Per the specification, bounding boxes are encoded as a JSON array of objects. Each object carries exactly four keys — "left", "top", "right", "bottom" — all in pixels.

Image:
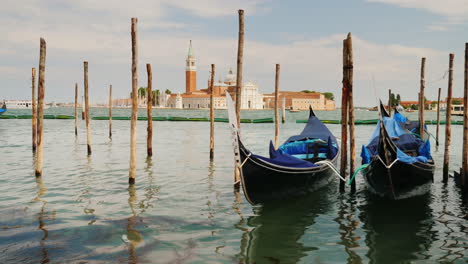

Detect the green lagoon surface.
[{"left": 1, "top": 107, "right": 467, "bottom": 263}]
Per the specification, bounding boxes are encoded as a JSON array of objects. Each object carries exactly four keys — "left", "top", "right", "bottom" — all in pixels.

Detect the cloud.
[
  {"left": 0, "top": 0, "right": 460, "bottom": 107},
  {"left": 367, "top": 0, "right": 468, "bottom": 19},
  {"left": 426, "top": 24, "right": 452, "bottom": 32},
  {"left": 367, "top": 0, "right": 468, "bottom": 30},
  {"left": 167, "top": 0, "right": 271, "bottom": 18}
]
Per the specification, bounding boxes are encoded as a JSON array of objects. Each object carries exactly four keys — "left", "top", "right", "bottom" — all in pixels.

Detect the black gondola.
[
  {"left": 392, "top": 106, "right": 431, "bottom": 141},
  {"left": 237, "top": 107, "right": 339, "bottom": 205},
  {"left": 361, "top": 102, "right": 435, "bottom": 199},
  {"left": 379, "top": 100, "right": 390, "bottom": 117}
]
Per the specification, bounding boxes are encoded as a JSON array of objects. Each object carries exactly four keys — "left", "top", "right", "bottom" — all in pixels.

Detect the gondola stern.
[
  {"left": 379, "top": 100, "right": 390, "bottom": 118},
  {"left": 309, "top": 105, "right": 316, "bottom": 118}
]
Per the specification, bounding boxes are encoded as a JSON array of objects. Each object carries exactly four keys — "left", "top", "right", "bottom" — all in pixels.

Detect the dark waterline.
[{"left": 0, "top": 108, "right": 467, "bottom": 263}]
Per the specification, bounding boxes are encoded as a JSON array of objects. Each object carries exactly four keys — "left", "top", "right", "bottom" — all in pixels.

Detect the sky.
[{"left": 1, "top": 0, "right": 468, "bottom": 107}]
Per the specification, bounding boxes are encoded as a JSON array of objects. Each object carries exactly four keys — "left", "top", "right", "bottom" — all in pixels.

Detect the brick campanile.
[{"left": 185, "top": 40, "right": 196, "bottom": 94}]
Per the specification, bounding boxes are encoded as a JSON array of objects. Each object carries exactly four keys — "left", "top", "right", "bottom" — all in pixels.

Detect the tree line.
[
  {"left": 130, "top": 87, "right": 172, "bottom": 106},
  {"left": 300, "top": 90, "right": 334, "bottom": 100}
]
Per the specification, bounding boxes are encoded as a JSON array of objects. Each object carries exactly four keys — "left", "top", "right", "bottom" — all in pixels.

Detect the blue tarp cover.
[
  {"left": 393, "top": 112, "right": 407, "bottom": 124},
  {"left": 251, "top": 114, "right": 338, "bottom": 168},
  {"left": 285, "top": 116, "right": 338, "bottom": 145},
  {"left": 252, "top": 141, "right": 317, "bottom": 168},
  {"left": 278, "top": 138, "right": 338, "bottom": 159},
  {"left": 361, "top": 116, "right": 432, "bottom": 165}
]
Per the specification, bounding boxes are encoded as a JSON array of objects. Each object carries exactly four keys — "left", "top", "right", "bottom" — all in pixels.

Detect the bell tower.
[{"left": 185, "top": 40, "right": 196, "bottom": 94}]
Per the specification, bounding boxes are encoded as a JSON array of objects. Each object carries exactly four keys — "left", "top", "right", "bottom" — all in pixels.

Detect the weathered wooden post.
[
  {"left": 146, "top": 64, "right": 153, "bottom": 157},
  {"left": 282, "top": 96, "right": 286, "bottom": 123},
  {"left": 210, "top": 64, "right": 215, "bottom": 161},
  {"left": 109, "top": 85, "right": 113, "bottom": 139},
  {"left": 388, "top": 89, "right": 392, "bottom": 116},
  {"left": 235, "top": 9, "right": 244, "bottom": 128},
  {"left": 81, "top": 96, "right": 85, "bottom": 120},
  {"left": 35, "top": 38, "right": 46, "bottom": 177},
  {"left": 346, "top": 33, "right": 356, "bottom": 193},
  {"left": 436, "top": 87, "right": 441, "bottom": 146},
  {"left": 84, "top": 61, "right": 91, "bottom": 155},
  {"left": 419, "top": 57, "right": 426, "bottom": 140},
  {"left": 443, "top": 53, "right": 454, "bottom": 182},
  {"left": 74, "top": 83, "right": 78, "bottom": 136},
  {"left": 340, "top": 37, "right": 349, "bottom": 192},
  {"left": 32, "top": 68, "right": 37, "bottom": 152},
  {"left": 274, "top": 64, "right": 280, "bottom": 149},
  {"left": 462, "top": 43, "right": 468, "bottom": 189},
  {"left": 129, "top": 17, "right": 138, "bottom": 184},
  {"left": 234, "top": 9, "right": 244, "bottom": 189}
]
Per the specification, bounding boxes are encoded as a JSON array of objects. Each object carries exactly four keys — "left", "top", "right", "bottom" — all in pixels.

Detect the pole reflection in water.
[
  {"left": 34, "top": 177, "right": 49, "bottom": 264},
  {"left": 126, "top": 185, "right": 142, "bottom": 264},
  {"left": 436, "top": 184, "right": 467, "bottom": 262},
  {"left": 233, "top": 190, "right": 250, "bottom": 263},
  {"left": 120, "top": 158, "right": 159, "bottom": 263},
  {"left": 335, "top": 195, "right": 364, "bottom": 263},
  {"left": 76, "top": 155, "right": 96, "bottom": 224},
  {"left": 140, "top": 157, "right": 159, "bottom": 214},
  {"left": 206, "top": 162, "right": 217, "bottom": 223},
  {"left": 241, "top": 186, "right": 332, "bottom": 263},
  {"left": 359, "top": 194, "right": 435, "bottom": 264}
]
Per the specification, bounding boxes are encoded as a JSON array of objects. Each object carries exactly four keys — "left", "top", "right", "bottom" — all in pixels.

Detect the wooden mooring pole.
[
  {"left": 282, "top": 96, "right": 286, "bottom": 123},
  {"left": 146, "top": 64, "right": 153, "bottom": 157},
  {"left": 462, "top": 43, "right": 468, "bottom": 190},
  {"left": 274, "top": 64, "right": 280, "bottom": 149},
  {"left": 346, "top": 34, "right": 356, "bottom": 193},
  {"left": 340, "top": 36, "right": 349, "bottom": 192},
  {"left": 443, "top": 53, "right": 454, "bottom": 182},
  {"left": 235, "top": 9, "right": 244, "bottom": 129},
  {"left": 109, "top": 85, "right": 112, "bottom": 139},
  {"left": 129, "top": 17, "right": 138, "bottom": 184},
  {"left": 35, "top": 38, "right": 46, "bottom": 177},
  {"left": 32, "top": 68, "right": 37, "bottom": 152},
  {"left": 234, "top": 9, "right": 244, "bottom": 189},
  {"left": 74, "top": 83, "right": 78, "bottom": 136},
  {"left": 81, "top": 96, "right": 85, "bottom": 120},
  {"left": 419, "top": 57, "right": 426, "bottom": 140},
  {"left": 436, "top": 87, "right": 441, "bottom": 146},
  {"left": 84, "top": 61, "right": 91, "bottom": 155},
  {"left": 388, "top": 89, "right": 392, "bottom": 116},
  {"left": 210, "top": 64, "right": 215, "bottom": 161}
]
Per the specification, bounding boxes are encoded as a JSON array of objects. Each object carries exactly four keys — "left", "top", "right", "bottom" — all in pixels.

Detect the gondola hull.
[
  {"left": 239, "top": 144, "right": 338, "bottom": 204},
  {"left": 363, "top": 158, "right": 434, "bottom": 199}
]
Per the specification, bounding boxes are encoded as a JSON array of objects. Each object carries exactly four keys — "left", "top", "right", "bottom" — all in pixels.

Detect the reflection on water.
[
  {"left": 242, "top": 187, "right": 333, "bottom": 263},
  {"left": 359, "top": 194, "right": 435, "bottom": 264},
  {"left": 1, "top": 108, "right": 467, "bottom": 263},
  {"left": 35, "top": 177, "right": 49, "bottom": 264},
  {"left": 335, "top": 195, "right": 364, "bottom": 264},
  {"left": 126, "top": 185, "right": 142, "bottom": 264},
  {"left": 434, "top": 184, "right": 468, "bottom": 263}
]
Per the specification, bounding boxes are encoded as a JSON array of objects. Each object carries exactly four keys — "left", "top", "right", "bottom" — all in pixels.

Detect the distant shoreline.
[{"left": 56, "top": 105, "right": 338, "bottom": 111}]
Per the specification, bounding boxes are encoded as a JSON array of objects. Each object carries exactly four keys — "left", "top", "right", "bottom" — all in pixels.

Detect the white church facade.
[{"left": 165, "top": 41, "right": 264, "bottom": 109}]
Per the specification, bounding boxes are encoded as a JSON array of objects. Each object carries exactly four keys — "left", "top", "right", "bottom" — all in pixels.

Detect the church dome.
[{"left": 224, "top": 68, "right": 236, "bottom": 83}]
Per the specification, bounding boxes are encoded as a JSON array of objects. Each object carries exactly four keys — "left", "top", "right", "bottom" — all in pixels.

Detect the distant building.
[
  {"left": 167, "top": 41, "right": 264, "bottom": 109},
  {"left": 400, "top": 100, "right": 439, "bottom": 110},
  {"left": 263, "top": 91, "right": 335, "bottom": 110},
  {"left": 163, "top": 40, "right": 335, "bottom": 110}
]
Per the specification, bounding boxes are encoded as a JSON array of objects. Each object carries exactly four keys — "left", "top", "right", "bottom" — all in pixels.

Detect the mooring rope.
[
  {"left": 315, "top": 160, "right": 346, "bottom": 182},
  {"left": 377, "top": 156, "right": 400, "bottom": 169},
  {"left": 347, "top": 164, "right": 369, "bottom": 185},
  {"left": 238, "top": 153, "right": 252, "bottom": 168}
]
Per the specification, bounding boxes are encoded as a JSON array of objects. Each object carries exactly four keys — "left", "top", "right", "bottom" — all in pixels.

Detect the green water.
[{"left": 0, "top": 107, "right": 467, "bottom": 263}]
